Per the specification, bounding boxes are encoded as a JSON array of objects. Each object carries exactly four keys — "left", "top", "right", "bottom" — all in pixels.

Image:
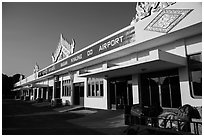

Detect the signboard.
[{"left": 38, "top": 26, "right": 135, "bottom": 78}]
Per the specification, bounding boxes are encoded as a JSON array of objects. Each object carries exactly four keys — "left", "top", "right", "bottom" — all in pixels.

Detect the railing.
[{"left": 125, "top": 114, "right": 202, "bottom": 135}]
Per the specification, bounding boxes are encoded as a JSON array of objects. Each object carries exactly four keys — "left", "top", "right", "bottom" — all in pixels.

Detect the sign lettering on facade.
[
  {"left": 99, "top": 36, "right": 123, "bottom": 52},
  {"left": 71, "top": 53, "right": 83, "bottom": 63},
  {"left": 38, "top": 26, "right": 135, "bottom": 77}
]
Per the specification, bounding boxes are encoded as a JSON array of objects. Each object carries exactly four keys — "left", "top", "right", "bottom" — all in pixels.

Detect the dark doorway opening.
[
  {"left": 55, "top": 81, "right": 61, "bottom": 98},
  {"left": 73, "top": 82, "right": 84, "bottom": 106},
  {"left": 109, "top": 76, "right": 132, "bottom": 110},
  {"left": 42, "top": 87, "right": 47, "bottom": 100},
  {"left": 34, "top": 88, "right": 37, "bottom": 99},
  {"left": 48, "top": 87, "right": 53, "bottom": 101}
]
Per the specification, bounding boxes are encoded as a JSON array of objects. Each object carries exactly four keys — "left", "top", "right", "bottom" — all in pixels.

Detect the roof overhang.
[
  {"left": 12, "top": 83, "right": 49, "bottom": 91},
  {"left": 30, "top": 83, "right": 49, "bottom": 88},
  {"left": 14, "top": 86, "right": 30, "bottom": 91},
  {"left": 79, "top": 49, "right": 186, "bottom": 78},
  {"left": 36, "top": 23, "right": 200, "bottom": 82},
  {"left": 12, "top": 87, "right": 22, "bottom": 91}
]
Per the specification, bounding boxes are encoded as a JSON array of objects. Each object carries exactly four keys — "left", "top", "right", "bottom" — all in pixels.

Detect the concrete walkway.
[
  {"left": 67, "top": 108, "right": 128, "bottom": 134},
  {"left": 2, "top": 99, "right": 128, "bottom": 135}
]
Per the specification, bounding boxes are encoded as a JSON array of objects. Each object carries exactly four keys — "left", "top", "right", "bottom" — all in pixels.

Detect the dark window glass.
[
  {"left": 149, "top": 77, "right": 160, "bottom": 106},
  {"left": 141, "top": 77, "right": 150, "bottom": 106},
  {"left": 80, "top": 86, "right": 84, "bottom": 97},
  {"left": 92, "top": 83, "right": 95, "bottom": 96},
  {"left": 188, "top": 53, "right": 202, "bottom": 97},
  {"left": 88, "top": 83, "right": 91, "bottom": 96},
  {"left": 160, "top": 77, "right": 171, "bottom": 107},
  {"left": 141, "top": 69, "right": 181, "bottom": 108},
  {"left": 170, "top": 76, "right": 182, "bottom": 108},
  {"left": 68, "top": 85, "right": 71, "bottom": 96},
  {"left": 100, "top": 81, "right": 103, "bottom": 96},
  {"left": 96, "top": 82, "right": 99, "bottom": 96}
]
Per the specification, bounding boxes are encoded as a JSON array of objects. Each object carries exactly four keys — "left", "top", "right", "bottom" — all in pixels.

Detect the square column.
[
  {"left": 46, "top": 89, "right": 48, "bottom": 100},
  {"left": 52, "top": 76, "right": 59, "bottom": 100},
  {"left": 37, "top": 88, "right": 39, "bottom": 99},
  {"left": 52, "top": 85, "right": 55, "bottom": 100},
  {"left": 32, "top": 88, "right": 35, "bottom": 100},
  {"left": 33, "top": 88, "right": 35, "bottom": 100},
  {"left": 132, "top": 74, "right": 140, "bottom": 105}
]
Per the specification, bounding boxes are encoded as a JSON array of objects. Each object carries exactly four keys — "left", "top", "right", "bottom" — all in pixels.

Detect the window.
[
  {"left": 88, "top": 82, "right": 91, "bottom": 96},
  {"left": 87, "top": 78, "right": 104, "bottom": 97},
  {"left": 92, "top": 82, "right": 95, "bottom": 96},
  {"left": 141, "top": 69, "right": 182, "bottom": 108},
  {"left": 188, "top": 53, "right": 202, "bottom": 98},
  {"left": 100, "top": 80, "right": 103, "bottom": 96},
  {"left": 62, "top": 79, "right": 71, "bottom": 97}
]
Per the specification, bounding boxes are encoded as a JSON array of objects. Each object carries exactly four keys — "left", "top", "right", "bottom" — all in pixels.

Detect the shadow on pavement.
[{"left": 2, "top": 99, "right": 127, "bottom": 135}]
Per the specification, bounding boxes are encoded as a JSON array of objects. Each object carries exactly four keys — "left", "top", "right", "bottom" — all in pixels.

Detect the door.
[
  {"left": 73, "top": 82, "right": 84, "bottom": 106},
  {"left": 48, "top": 87, "right": 53, "bottom": 101},
  {"left": 55, "top": 81, "right": 61, "bottom": 98},
  {"left": 110, "top": 81, "right": 117, "bottom": 109},
  {"left": 109, "top": 76, "right": 132, "bottom": 110}
]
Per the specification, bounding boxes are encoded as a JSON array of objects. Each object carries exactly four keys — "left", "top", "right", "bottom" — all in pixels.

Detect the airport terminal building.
[{"left": 14, "top": 2, "right": 202, "bottom": 110}]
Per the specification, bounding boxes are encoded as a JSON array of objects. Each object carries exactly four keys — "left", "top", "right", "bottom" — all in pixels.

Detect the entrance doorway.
[
  {"left": 141, "top": 69, "right": 182, "bottom": 108},
  {"left": 42, "top": 87, "right": 47, "bottom": 100},
  {"left": 109, "top": 76, "right": 133, "bottom": 110},
  {"left": 48, "top": 87, "right": 53, "bottom": 101},
  {"left": 55, "top": 81, "right": 61, "bottom": 98},
  {"left": 34, "top": 88, "right": 37, "bottom": 99},
  {"left": 73, "top": 82, "right": 84, "bottom": 106}
]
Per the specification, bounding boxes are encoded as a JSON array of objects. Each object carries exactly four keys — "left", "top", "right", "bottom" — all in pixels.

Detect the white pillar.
[
  {"left": 60, "top": 77, "right": 63, "bottom": 99},
  {"left": 103, "top": 78, "right": 108, "bottom": 109},
  {"left": 37, "top": 88, "right": 39, "bottom": 99},
  {"left": 52, "top": 84, "right": 55, "bottom": 100},
  {"left": 46, "top": 89, "right": 48, "bottom": 100},
  {"left": 32, "top": 88, "right": 34, "bottom": 100},
  {"left": 33, "top": 88, "right": 35, "bottom": 100},
  {"left": 132, "top": 74, "right": 140, "bottom": 104}
]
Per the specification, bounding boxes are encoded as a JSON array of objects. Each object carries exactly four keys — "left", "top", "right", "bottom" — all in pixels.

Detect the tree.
[
  {"left": 2, "top": 73, "right": 25, "bottom": 99},
  {"left": 2, "top": 74, "right": 10, "bottom": 98}
]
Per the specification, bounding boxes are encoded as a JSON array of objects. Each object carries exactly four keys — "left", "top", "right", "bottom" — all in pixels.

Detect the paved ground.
[{"left": 2, "top": 99, "right": 128, "bottom": 135}]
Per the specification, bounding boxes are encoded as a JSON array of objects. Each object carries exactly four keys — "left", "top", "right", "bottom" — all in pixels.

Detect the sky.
[{"left": 2, "top": 2, "right": 136, "bottom": 77}]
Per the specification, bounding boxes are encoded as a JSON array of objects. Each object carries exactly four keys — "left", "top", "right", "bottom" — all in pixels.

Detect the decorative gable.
[
  {"left": 33, "top": 62, "right": 39, "bottom": 74},
  {"left": 33, "top": 62, "right": 39, "bottom": 79},
  {"left": 51, "top": 34, "right": 75, "bottom": 63},
  {"left": 130, "top": 2, "right": 176, "bottom": 24},
  {"left": 144, "top": 9, "right": 193, "bottom": 33}
]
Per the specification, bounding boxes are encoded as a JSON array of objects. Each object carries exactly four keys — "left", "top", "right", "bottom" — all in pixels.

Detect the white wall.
[
  {"left": 84, "top": 78, "right": 108, "bottom": 109},
  {"left": 109, "top": 53, "right": 136, "bottom": 66},
  {"left": 48, "top": 78, "right": 54, "bottom": 87},
  {"left": 178, "top": 35, "right": 202, "bottom": 107},
  {"left": 73, "top": 72, "right": 86, "bottom": 83},
  {"left": 179, "top": 67, "right": 202, "bottom": 107},
  {"left": 185, "top": 35, "right": 202, "bottom": 55},
  {"left": 86, "top": 64, "right": 103, "bottom": 73},
  {"left": 178, "top": 34, "right": 202, "bottom": 107},
  {"left": 157, "top": 39, "right": 186, "bottom": 57}
]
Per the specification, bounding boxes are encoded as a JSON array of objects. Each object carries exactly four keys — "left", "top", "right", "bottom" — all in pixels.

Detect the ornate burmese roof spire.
[
  {"left": 131, "top": 2, "right": 176, "bottom": 24},
  {"left": 51, "top": 34, "right": 75, "bottom": 63},
  {"left": 33, "top": 62, "right": 39, "bottom": 74}
]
